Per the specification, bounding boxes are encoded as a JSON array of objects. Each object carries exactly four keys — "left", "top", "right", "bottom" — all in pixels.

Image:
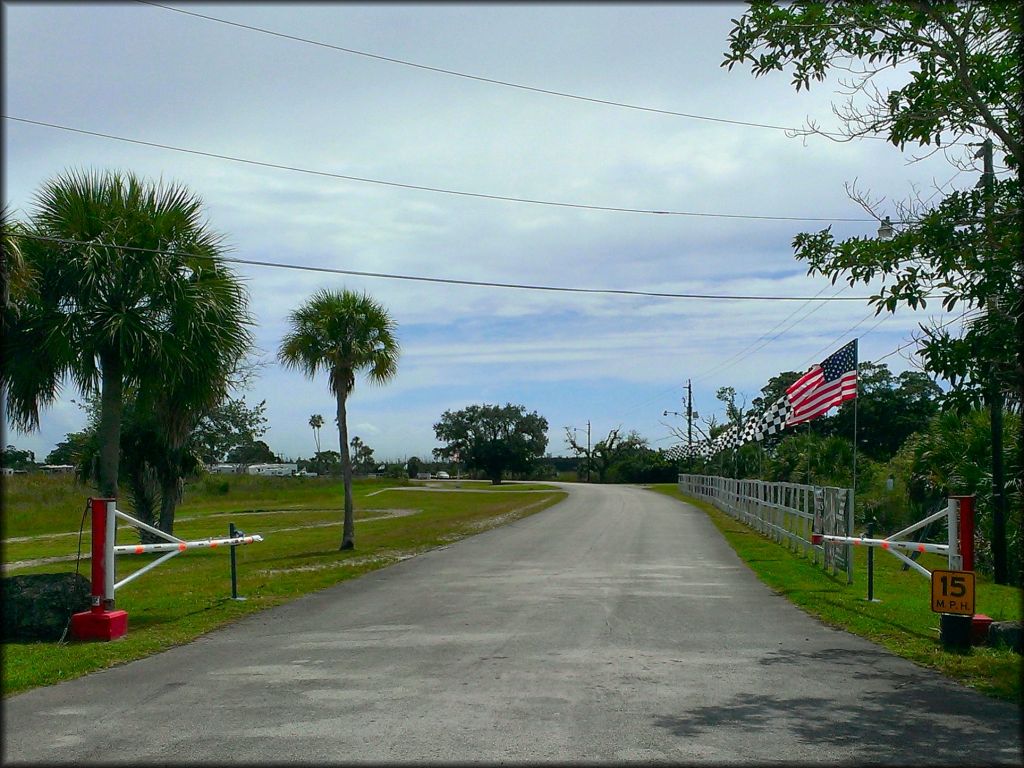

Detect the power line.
[
  {"left": 691, "top": 282, "right": 849, "bottom": 385},
  {"left": 138, "top": 1, "right": 886, "bottom": 141},
  {"left": 872, "top": 311, "right": 980, "bottom": 364},
  {"left": 609, "top": 284, "right": 846, "bottom": 419},
  {"left": 799, "top": 307, "right": 887, "bottom": 369},
  {"left": 6, "top": 232, "right": 879, "bottom": 302},
  {"left": 4, "top": 115, "right": 881, "bottom": 223}
]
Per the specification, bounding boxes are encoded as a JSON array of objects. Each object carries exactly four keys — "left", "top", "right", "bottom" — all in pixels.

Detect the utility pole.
[
  {"left": 979, "top": 137, "right": 1007, "bottom": 584},
  {"left": 686, "top": 379, "right": 693, "bottom": 454},
  {"left": 586, "top": 420, "right": 591, "bottom": 483}
]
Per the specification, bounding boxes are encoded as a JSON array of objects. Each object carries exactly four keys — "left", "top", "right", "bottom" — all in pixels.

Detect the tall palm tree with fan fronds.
[
  {"left": 279, "top": 289, "right": 399, "bottom": 550},
  {"left": 3, "top": 169, "right": 252, "bottom": 501}
]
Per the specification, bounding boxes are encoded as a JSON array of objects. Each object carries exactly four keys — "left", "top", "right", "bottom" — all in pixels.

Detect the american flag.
[{"left": 786, "top": 339, "right": 858, "bottom": 426}]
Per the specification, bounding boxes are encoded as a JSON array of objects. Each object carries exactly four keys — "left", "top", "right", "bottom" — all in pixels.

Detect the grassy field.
[
  {"left": 2, "top": 473, "right": 565, "bottom": 697},
  {"left": 650, "top": 484, "right": 1022, "bottom": 703}
]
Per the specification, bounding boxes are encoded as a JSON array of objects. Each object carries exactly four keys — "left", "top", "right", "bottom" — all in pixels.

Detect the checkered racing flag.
[
  {"left": 753, "top": 393, "right": 793, "bottom": 441},
  {"left": 739, "top": 413, "right": 760, "bottom": 445}
]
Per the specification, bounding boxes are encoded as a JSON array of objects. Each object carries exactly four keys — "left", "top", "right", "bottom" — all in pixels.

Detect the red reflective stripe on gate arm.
[
  {"left": 135, "top": 545, "right": 144, "bottom": 554},
  {"left": 881, "top": 541, "right": 890, "bottom": 549},
  {"left": 918, "top": 544, "right": 926, "bottom": 552},
  {"left": 210, "top": 541, "right": 218, "bottom": 547},
  {"left": 178, "top": 543, "right": 187, "bottom": 551}
]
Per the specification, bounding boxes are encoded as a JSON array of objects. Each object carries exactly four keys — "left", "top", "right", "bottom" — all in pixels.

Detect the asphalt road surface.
[{"left": 4, "top": 483, "right": 1020, "bottom": 764}]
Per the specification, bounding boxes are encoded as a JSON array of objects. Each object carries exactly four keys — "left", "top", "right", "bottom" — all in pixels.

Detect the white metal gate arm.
[
  {"left": 114, "top": 508, "right": 185, "bottom": 544},
  {"left": 107, "top": 505, "right": 264, "bottom": 595},
  {"left": 114, "top": 549, "right": 182, "bottom": 592},
  {"left": 113, "top": 534, "right": 263, "bottom": 555},
  {"left": 886, "top": 503, "right": 953, "bottom": 543},
  {"left": 815, "top": 534, "right": 949, "bottom": 556},
  {"left": 884, "top": 546, "right": 932, "bottom": 578}
]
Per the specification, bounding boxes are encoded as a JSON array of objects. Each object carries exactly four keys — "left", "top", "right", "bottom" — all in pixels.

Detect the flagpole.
[
  {"left": 851, "top": 338, "right": 859, "bottom": 509},
  {"left": 849, "top": 339, "right": 859, "bottom": 586}
]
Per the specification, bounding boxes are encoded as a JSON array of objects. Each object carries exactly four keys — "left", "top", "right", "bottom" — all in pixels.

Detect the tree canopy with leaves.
[
  {"left": 724, "top": 2, "right": 1021, "bottom": 582},
  {"left": 434, "top": 403, "right": 548, "bottom": 484},
  {"left": 723, "top": 1, "right": 1022, "bottom": 407},
  {"left": 3, "top": 169, "right": 253, "bottom": 502},
  {"left": 192, "top": 396, "right": 269, "bottom": 464}
]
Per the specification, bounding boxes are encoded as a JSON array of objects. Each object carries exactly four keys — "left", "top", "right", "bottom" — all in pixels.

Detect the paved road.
[{"left": 4, "top": 484, "right": 1020, "bottom": 764}]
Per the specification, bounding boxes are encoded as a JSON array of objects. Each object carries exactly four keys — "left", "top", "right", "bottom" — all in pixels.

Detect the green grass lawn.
[
  {"left": 650, "top": 484, "right": 1022, "bottom": 703},
  {"left": 2, "top": 474, "right": 565, "bottom": 697}
]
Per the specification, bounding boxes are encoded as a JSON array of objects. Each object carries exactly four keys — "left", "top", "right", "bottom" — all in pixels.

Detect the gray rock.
[
  {"left": 986, "top": 621, "right": 1022, "bottom": 654},
  {"left": 2, "top": 572, "right": 91, "bottom": 641}
]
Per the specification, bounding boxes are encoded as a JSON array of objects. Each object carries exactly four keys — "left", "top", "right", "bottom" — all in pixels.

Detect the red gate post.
[
  {"left": 950, "top": 495, "right": 975, "bottom": 572},
  {"left": 70, "top": 498, "right": 128, "bottom": 641},
  {"left": 950, "top": 495, "right": 991, "bottom": 644}
]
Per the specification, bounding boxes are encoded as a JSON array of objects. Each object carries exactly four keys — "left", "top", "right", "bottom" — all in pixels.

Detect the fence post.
[
  {"left": 846, "top": 488, "right": 854, "bottom": 584},
  {"left": 229, "top": 522, "right": 240, "bottom": 600},
  {"left": 866, "top": 519, "right": 876, "bottom": 602}
]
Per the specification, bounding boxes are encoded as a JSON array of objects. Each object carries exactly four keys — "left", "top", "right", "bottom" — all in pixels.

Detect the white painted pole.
[
  {"left": 947, "top": 498, "right": 962, "bottom": 569},
  {"left": 104, "top": 500, "right": 116, "bottom": 606}
]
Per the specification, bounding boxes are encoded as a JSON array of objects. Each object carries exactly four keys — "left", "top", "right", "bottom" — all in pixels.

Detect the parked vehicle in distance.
[
  {"left": 247, "top": 463, "right": 298, "bottom": 477},
  {"left": 436, "top": 471, "right": 450, "bottom": 479},
  {"left": 294, "top": 469, "right": 318, "bottom": 477}
]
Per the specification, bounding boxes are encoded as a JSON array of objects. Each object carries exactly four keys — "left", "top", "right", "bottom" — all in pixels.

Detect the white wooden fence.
[{"left": 678, "top": 474, "right": 854, "bottom": 583}]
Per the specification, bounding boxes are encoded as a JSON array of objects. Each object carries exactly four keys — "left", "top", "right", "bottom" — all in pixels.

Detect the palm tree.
[
  {"left": 279, "top": 289, "right": 399, "bottom": 549},
  {"left": 1, "top": 206, "right": 34, "bottom": 314},
  {"left": 309, "top": 413, "right": 324, "bottom": 455},
  {"left": 3, "top": 169, "right": 251, "bottom": 499},
  {"left": 1, "top": 207, "right": 35, "bottom": 419}
]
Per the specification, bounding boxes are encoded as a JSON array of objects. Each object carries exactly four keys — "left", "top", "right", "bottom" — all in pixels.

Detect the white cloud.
[{"left": 3, "top": 4, "right": 972, "bottom": 463}]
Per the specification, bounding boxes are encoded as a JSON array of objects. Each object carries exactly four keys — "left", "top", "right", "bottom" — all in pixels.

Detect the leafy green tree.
[
  {"left": 1, "top": 444, "right": 35, "bottom": 470},
  {"left": 406, "top": 456, "right": 423, "bottom": 479},
  {"left": 434, "top": 403, "right": 548, "bottom": 485},
  {"left": 822, "top": 363, "right": 942, "bottom": 461},
  {"left": 3, "top": 169, "right": 252, "bottom": 499},
  {"left": 607, "top": 444, "right": 678, "bottom": 484},
  {"left": 307, "top": 449, "right": 341, "bottom": 476},
  {"left": 349, "top": 437, "right": 376, "bottom": 474},
  {"left": 278, "top": 289, "right": 400, "bottom": 549},
  {"left": 725, "top": 6, "right": 1021, "bottom": 582},
  {"left": 225, "top": 440, "right": 277, "bottom": 465},
  {"left": 45, "top": 431, "right": 92, "bottom": 466},
  {"left": 767, "top": 432, "right": 855, "bottom": 489},
  {"left": 192, "top": 397, "right": 268, "bottom": 464},
  {"left": 592, "top": 429, "right": 647, "bottom": 484},
  {"left": 723, "top": 2, "right": 1019, "bottom": 159}
]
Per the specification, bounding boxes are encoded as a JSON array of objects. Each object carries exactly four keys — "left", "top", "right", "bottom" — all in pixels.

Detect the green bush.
[{"left": 201, "top": 477, "right": 231, "bottom": 496}]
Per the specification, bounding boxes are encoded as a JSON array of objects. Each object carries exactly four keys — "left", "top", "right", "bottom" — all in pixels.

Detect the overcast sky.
[{"left": 3, "top": 2, "right": 972, "bottom": 465}]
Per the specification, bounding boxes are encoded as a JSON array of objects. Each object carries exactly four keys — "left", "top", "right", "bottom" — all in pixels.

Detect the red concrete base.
[
  {"left": 971, "top": 613, "right": 993, "bottom": 646},
  {"left": 70, "top": 609, "right": 128, "bottom": 641}
]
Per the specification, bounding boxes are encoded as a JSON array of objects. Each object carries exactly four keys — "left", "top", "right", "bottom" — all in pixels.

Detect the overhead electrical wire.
[
  {"left": 872, "top": 310, "right": 981, "bottom": 364},
  {"left": 137, "top": 0, "right": 886, "bottom": 141},
  {"left": 608, "top": 282, "right": 848, "bottom": 419},
  {"left": 6, "top": 232, "right": 878, "bottom": 302},
  {"left": 3, "top": 116, "right": 882, "bottom": 223},
  {"left": 691, "top": 282, "right": 850, "bottom": 385}
]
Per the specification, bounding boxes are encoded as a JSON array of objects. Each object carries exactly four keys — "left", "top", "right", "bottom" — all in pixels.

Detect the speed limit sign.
[{"left": 931, "top": 569, "right": 975, "bottom": 615}]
